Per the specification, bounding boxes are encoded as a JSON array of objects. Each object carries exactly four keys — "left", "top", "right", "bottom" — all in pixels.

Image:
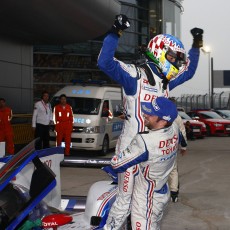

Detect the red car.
[
  {"left": 187, "top": 110, "right": 230, "bottom": 136},
  {"left": 178, "top": 111, "right": 207, "bottom": 138}
]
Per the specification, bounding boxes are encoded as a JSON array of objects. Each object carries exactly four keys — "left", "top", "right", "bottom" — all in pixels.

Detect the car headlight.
[
  {"left": 83, "top": 126, "right": 101, "bottom": 133},
  {"left": 202, "top": 124, "right": 206, "bottom": 128},
  {"left": 213, "top": 123, "right": 223, "bottom": 127}
]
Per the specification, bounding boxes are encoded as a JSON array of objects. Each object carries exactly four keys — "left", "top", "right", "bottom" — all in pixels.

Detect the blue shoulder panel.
[{"left": 98, "top": 33, "right": 137, "bottom": 95}]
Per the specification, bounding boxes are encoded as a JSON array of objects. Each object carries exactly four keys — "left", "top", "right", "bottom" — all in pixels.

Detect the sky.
[{"left": 170, "top": 0, "right": 230, "bottom": 97}]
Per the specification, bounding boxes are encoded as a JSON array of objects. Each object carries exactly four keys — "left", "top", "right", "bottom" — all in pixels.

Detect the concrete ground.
[{"left": 60, "top": 136, "right": 230, "bottom": 230}]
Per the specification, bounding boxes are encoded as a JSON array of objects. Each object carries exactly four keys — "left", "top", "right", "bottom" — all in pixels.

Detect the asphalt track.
[{"left": 61, "top": 136, "right": 230, "bottom": 230}]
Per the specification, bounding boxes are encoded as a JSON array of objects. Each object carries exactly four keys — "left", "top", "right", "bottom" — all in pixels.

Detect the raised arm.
[
  {"left": 97, "top": 15, "right": 138, "bottom": 95},
  {"left": 169, "top": 27, "right": 204, "bottom": 90}
]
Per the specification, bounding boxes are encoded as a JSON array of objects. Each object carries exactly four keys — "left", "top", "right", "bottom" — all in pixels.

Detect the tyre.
[{"left": 100, "top": 135, "right": 109, "bottom": 156}]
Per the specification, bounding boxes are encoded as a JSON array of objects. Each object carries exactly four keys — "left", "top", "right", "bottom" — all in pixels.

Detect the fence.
[
  {"left": 12, "top": 114, "right": 34, "bottom": 145},
  {"left": 175, "top": 92, "right": 230, "bottom": 112}
]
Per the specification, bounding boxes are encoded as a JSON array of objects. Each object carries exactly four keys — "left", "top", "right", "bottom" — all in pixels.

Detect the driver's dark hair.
[{"left": 165, "top": 122, "right": 173, "bottom": 127}]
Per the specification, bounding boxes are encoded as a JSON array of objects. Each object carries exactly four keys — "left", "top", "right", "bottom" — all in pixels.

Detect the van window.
[
  {"left": 51, "top": 97, "right": 101, "bottom": 115},
  {"left": 111, "top": 100, "right": 123, "bottom": 117}
]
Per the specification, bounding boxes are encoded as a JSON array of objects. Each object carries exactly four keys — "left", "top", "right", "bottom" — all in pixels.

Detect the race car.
[{"left": 0, "top": 140, "right": 128, "bottom": 229}]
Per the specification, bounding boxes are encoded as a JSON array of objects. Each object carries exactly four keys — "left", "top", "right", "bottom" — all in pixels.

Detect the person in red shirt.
[
  {"left": 53, "top": 94, "right": 73, "bottom": 156},
  {"left": 0, "top": 98, "right": 14, "bottom": 154}
]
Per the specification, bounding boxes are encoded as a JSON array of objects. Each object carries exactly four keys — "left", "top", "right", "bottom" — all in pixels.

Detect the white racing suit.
[
  {"left": 111, "top": 123, "right": 180, "bottom": 230},
  {"left": 98, "top": 33, "right": 200, "bottom": 229}
]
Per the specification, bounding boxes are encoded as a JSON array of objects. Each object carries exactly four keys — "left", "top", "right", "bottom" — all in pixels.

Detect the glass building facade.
[{"left": 33, "top": 0, "right": 181, "bottom": 100}]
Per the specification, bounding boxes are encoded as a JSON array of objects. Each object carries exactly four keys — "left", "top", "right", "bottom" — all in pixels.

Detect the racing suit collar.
[
  {"left": 148, "top": 125, "right": 172, "bottom": 132},
  {"left": 146, "top": 62, "right": 169, "bottom": 90},
  {"left": 146, "top": 62, "right": 163, "bottom": 79}
]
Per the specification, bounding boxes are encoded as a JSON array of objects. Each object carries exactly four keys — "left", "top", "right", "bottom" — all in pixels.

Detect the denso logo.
[
  {"left": 159, "top": 135, "right": 178, "bottom": 148},
  {"left": 159, "top": 134, "right": 178, "bottom": 155},
  {"left": 143, "top": 94, "right": 158, "bottom": 102},
  {"left": 123, "top": 170, "right": 130, "bottom": 192}
]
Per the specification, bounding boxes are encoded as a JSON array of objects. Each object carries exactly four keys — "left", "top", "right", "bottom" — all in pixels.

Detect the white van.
[{"left": 49, "top": 84, "right": 124, "bottom": 155}]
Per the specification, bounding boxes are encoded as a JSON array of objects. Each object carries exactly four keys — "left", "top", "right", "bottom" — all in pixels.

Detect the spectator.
[
  {"left": 53, "top": 94, "right": 73, "bottom": 156},
  {"left": 32, "top": 91, "right": 53, "bottom": 150},
  {"left": 0, "top": 98, "right": 14, "bottom": 155},
  {"left": 102, "top": 101, "right": 113, "bottom": 119},
  {"left": 185, "top": 120, "right": 195, "bottom": 140}
]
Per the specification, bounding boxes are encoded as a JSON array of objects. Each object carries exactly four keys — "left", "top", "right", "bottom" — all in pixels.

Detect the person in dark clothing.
[{"left": 185, "top": 120, "right": 195, "bottom": 140}]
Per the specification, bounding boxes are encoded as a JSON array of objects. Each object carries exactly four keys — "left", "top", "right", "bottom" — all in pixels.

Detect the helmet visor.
[{"left": 166, "top": 48, "right": 187, "bottom": 69}]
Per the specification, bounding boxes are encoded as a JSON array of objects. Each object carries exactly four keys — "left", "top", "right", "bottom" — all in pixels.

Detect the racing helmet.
[{"left": 146, "top": 34, "right": 187, "bottom": 80}]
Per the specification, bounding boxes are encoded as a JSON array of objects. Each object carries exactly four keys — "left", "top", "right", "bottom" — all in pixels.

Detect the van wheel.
[{"left": 101, "top": 135, "right": 109, "bottom": 156}]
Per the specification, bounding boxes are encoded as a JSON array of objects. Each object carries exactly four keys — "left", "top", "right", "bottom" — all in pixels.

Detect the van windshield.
[{"left": 51, "top": 97, "right": 101, "bottom": 115}]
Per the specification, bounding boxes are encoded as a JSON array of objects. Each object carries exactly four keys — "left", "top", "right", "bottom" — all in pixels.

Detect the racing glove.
[
  {"left": 191, "top": 27, "right": 204, "bottom": 48},
  {"left": 110, "top": 14, "right": 130, "bottom": 37}
]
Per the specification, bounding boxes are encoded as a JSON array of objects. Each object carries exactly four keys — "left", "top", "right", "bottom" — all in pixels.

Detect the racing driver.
[
  {"left": 98, "top": 14, "right": 203, "bottom": 230},
  {"left": 111, "top": 97, "right": 181, "bottom": 229}
]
